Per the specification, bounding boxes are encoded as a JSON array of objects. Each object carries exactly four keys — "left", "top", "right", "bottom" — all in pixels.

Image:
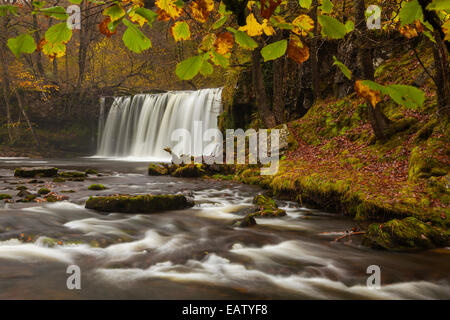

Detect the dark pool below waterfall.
[{"left": 0, "top": 158, "right": 449, "bottom": 299}]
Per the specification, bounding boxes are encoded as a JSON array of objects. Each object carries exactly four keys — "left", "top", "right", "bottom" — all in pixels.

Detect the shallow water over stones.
[{"left": 0, "top": 158, "right": 449, "bottom": 299}]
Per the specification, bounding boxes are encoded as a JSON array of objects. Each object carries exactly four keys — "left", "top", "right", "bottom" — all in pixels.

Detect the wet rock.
[
  {"left": 14, "top": 167, "right": 58, "bottom": 178},
  {"left": 59, "top": 171, "right": 86, "bottom": 178},
  {"left": 0, "top": 194, "right": 12, "bottom": 200},
  {"left": 88, "top": 184, "right": 107, "bottom": 190},
  {"left": 85, "top": 194, "right": 194, "bottom": 213},
  {"left": 16, "top": 194, "right": 37, "bottom": 202},
  {"left": 38, "top": 188, "right": 51, "bottom": 195},
  {"left": 17, "top": 189, "right": 32, "bottom": 197},
  {"left": 148, "top": 163, "right": 168, "bottom": 176},
  {"left": 232, "top": 205, "right": 260, "bottom": 215},
  {"left": 171, "top": 164, "right": 204, "bottom": 178},
  {"left": 16, "top": 185, "right": 28, "bottom": 191},
  {"left": 232, "top": 214, "right": 257, "bottom": 228},
  {"left": 250, "top": 195, "right": 287, "bottom": 218},
  {"left": 53, "top": 177, "right": 66, "bottom": 182},
  {"left": 85, "top": 169, "right": 98, "bottom": 175},
  {"left": 363, "top": 217, "right": 450, "bottom": 251}
]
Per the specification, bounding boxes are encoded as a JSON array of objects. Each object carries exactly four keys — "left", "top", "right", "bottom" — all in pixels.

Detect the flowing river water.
[{"left": 0, "top": 158, "right": 449, "bottom": 299}]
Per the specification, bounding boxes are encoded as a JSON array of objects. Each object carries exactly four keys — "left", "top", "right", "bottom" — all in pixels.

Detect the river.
[{"left": 0, "top": 158, "right": 449, "bottom": 299}]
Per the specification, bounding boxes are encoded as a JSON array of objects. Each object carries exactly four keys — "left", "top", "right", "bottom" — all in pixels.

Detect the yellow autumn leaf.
[
  {"left": 214, "top": 31, "right": 234, "bottom": 55},
  {"left": 129, "top": 9, "right": 147, "bottom": 27},
  {"left": 239, "top": 14, "right": 275, "bottom": 37},
  {"left": 292, "top": 14, "right": 314, "bottom": 36},
  {"left": 190, "top": 0, "right": 214, "bottom": 23},
  {"left": 155, "top": 0, "right": 182, "bottom": 20},
  {"left": 355, "top": 80, "right": 381, "bottom": 107},
  {"left": 442, "top": 20, "right": 450, "bottom": 41},
  {"left": 399, "top": 25, "right": 418, "bottom": 39},
  {"left": 287, "top": 35, "right": 309, "bottom": 64}
]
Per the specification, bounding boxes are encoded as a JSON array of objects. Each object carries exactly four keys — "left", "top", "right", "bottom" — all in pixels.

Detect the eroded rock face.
[
  {"left": 363, "top": 217, "right": 450, "bottom": 251},
  {"left": 85, "top": 194, "right": 194, "bottom": 213},
  {"left": 14, "top": 167, "right": 58, "bottom": 178}
]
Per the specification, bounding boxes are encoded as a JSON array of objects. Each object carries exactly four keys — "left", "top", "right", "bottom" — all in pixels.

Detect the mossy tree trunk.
[
  {"left": 251, "top": 47, "right": 277, "bottom": 128},
  {"left": 354, "top": 0, "right": 391, "bottom": 140}
]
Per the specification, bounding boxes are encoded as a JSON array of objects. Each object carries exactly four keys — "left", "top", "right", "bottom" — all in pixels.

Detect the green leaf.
[
  {"left": 399, "top": 0, "right": 423, "bottom": 26},
  {"left": 176, "top": 55, "right": 204, "bottom": 80},
  {"left": 200, "top": 60, "right": 214, "bottom": 76},
  {"left": 212, "top": 16, "right": 228, "bottom": 30},
  {"left": 0, "top": 5, "right": 18, "bottom": 17},
  {"left": 318, "top": 15, "right": 347, "bottom": 39},
  {"left": 32, "top": 1, "right": 46, "bottom": 9},
  {"left": 235, "top": 30, "right": 258, "bottom": 50},
  {"left": 345, "top": 20, "right": 355, "bottom": 33},
  {"left": 7, "top": 34, "right": 37, "bottom": 58},
  {"left": 333, "top": 56, "right": 352, "bottom": 80},
  {"left": 40, "top": 6, "right": 69, "bottom": 20},
  {"left": 122, "top": 19, "right": 152, "bottom": 53},
  {"left": 104, "top": 4, "right": 126, "bottom": 22},
  {"left": 261, "top": 40, "right": 287, "bottom": 62},
  {"left": 45, "top": 22, "right": 72, "bottom": 43},
  {"left": 319, "top": 0, "right": 334, "bottom": 13},
  {"left": 134, "top": 8, "right": 158, "bottom": 27},
  {"left": 210, "top": 50, "right": 230, "bottom": 68},
  {"left": 426, "top": 0, "right": 450, "bottom": 11},
  {"left": 68, "top": 0, "right": 83, "bottom": 4},
  {"left": 299, "top": 0, "right": 312, "bottom": 9},
  {"left": 362, "top": 80, "right": 425, "bottom": 109},
  {"left": 171, "top": 21, "right": 191, "bottom": 41},
  {"left": 385, "top": 85, "right": 425, "bottom": 109}
]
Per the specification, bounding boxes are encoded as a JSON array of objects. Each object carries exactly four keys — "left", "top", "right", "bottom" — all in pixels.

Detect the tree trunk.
[
  {"left": 354, "top": 0, "right": 391, "bottom": 140},
  {"left": 310, "top": 0, "right": 320, "bottom": 101},
  {"left": 14, "top": 89, "right": 40, "bottom": 149},
  {"left": 272, "top": 34, "right": 286, "bottom": 124},
  {"left": 0, "top": 16, "right": 14, "bottom": 142},
  {"left": 32, "top": 15, "right": 45, "bottom": 77},
  {"left": 251, "top": 48, "right": 277, "bottom": 128}
]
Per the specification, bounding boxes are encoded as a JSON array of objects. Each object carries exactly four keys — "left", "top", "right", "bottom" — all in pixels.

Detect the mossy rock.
[
  {"left": 85, "top": 169, "right": 98, "bottom": 175},
  {"left": 85, "top": 194, "right": 194, "bottom": 213},
  {"left": 148, "top": 163, "right": 168, "bottom": 176},
  {"left": 362, "top": 217, "right": 449, "bottom": 251},
  {"left": 88, "top": 184, "right": 107, "bottom": 191},
  {"left": 14, "top": 167, "right": 58, "bottom": 178},
  {"left": 58, "top": 171, "right": 86, "bottom": 178},
  {"left": 0, "top": 194, "right": 12, "bottom": 200},
  {"left": 45, "top": 194, "right": 58, "bottom": 202},
  {"left": 250, "top": 195, "right": 287, "bottom": 218},
  {"left": 38, "top": 188, "right": 51, "bottom": 195},
  {"left": 53, "top": 177, "right": 66, "bottom": 182},
  {"left": 232, "top": 214, "right": 257, "bottom": 228},
  {"left": 408, "top": 146, "right": 448, "bottom": 181},
  {"left": 16, "top": 185, "right": 27, "bottom": 191},
  {"left": 171, "top": 164, "right": 204, "bottom": 178},
  {"left": 16, "top": 194, "right": 37, "bottom": 203}
]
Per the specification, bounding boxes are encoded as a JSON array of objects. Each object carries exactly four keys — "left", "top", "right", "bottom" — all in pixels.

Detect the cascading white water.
[{"left": 96, "top": 88, "right": 223, "bottom": 161}]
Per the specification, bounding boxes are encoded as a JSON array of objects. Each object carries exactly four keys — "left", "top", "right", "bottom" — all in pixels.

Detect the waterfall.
[{"left": 96, "top": 88, "right": 223, "bottom": 161}]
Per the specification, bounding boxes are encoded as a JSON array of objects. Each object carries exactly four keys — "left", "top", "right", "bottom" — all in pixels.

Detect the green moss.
[
  {"left": 38, "top": 188, "right": 51, "bottom": 195},
  {"left": 58, "top": 171, "right": 86, "bottom": 178},
  {"left": 14, "top": 167, "right": 58, "bottom": 178},
  {"left": 148, "top": 163, "right": 168, "bottom": 176},
  {"left": 408, "top": 146, "right": 448, "bottom": 181},
  {"left": 85, "top": 169, "right": 98, "bottom": 175},
  {"left": 85, "top": 194, "right": 194, "bottom": 213},
  {"left": 0, "top": 194, "right": 12, "bottom": 200},
  {"left": 16, "top": 185, "right": 27, "bottom": 191},
  {"left": 363, "top": 217, "right": 449, "bottom": 251},
  {"left": 171, "top": 164, "right": 204, "bottom": 178},
  {"left": 88, "top": 184, "right": 107, "bottom": 191},
  {"left": 53, "top": 177, "right": 66, "bottom": 182},
  {"left": 250, "top": 195, "right": 286, "bottom": 218}
]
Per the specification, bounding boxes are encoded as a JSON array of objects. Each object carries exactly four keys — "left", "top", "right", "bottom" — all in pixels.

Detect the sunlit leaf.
[
  {"left": 7, "top": 34, "right": 36, "bottom": 58},
  {"left": 261, "top": 39, "right": 287, "bottom": 62}
]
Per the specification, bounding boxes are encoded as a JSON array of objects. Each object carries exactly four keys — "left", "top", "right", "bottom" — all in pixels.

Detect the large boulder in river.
[
  {"left": 14, "top": 167, "right": 58, "bottom": 178},
  {"left": 250, "top": 195, "right": 286, "bottom": 218},
  {"left": 85, "top": 194, "right": 194, "bottom": 213},
  {"left": 362, "top": 217, "right": 449, "bottom": 251}
]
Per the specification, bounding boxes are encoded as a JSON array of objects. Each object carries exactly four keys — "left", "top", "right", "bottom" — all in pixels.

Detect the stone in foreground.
[
  {"left": 85, "top": 194, "right": 194, "bottom": 213},
  {"left": 14, "top": 167, "right": 58, "bottom": 178}
]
